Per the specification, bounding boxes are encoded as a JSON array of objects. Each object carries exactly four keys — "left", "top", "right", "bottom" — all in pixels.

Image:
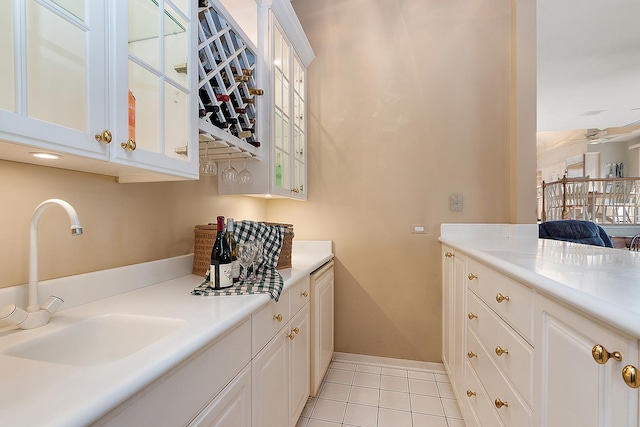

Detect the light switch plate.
[
  {"left": 450, "top": 194, "right": 463, "bottom": 212},
  {"left": 411, "top": 224, "right": 426, "bottom": 234}
]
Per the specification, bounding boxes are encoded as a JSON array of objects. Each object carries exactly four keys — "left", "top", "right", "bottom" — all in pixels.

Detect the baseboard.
[{"left": 332, "top": 352, "right": 446, "bottom": 374}]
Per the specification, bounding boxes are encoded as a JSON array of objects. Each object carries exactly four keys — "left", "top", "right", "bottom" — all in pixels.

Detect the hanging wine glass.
[
  {"left": 222, "top": 157, "right": 238, "bottom": 182},
  {"left": 238, "top": 160, "right": 253, "bottom": 184},
  {"left": 199, "top": 142, "right": 217, "bottom": 176}
]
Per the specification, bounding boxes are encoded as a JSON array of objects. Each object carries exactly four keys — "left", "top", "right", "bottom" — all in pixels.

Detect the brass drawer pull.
[
  {"left": 592, "top": 344, "right": 622, "bottom": 364},
  {"left": 287, "top": 332, "right": 296, "bottom": 340},
  {"left": 495, "top": 398, "right": 509, "bottom": 409},
  {"left": 94, "top": 129, "right": 112, "bottom": 144},
  {"left": 445, "top": 252, "right": 454, "bottom": 258},
  {"left": 468, "top": 351, "right": 477, "bottom": 359},
  {"left": 466, "top": 390, "right": 476, "bottom": 397},
  {"left": 292, "top": 327, "right": 300, "bottom": 334},
  {"left": 496, "top": 293, "right": 510, "bottom": 303},
  {"left": 121, "top": 138, "right": 136, "bottom": 151},
  {"left": 623, "top": 365, "right": 640, "bottom": 388},
  {"left": 468, "top": 273, "right": 478, "bottom": 281},
  {"left": 301, "top": 291, "right": 308, "bottom": 298},
  {"left": 495, "top": 346, "right": 509, "bottom": 356},
  {"left": 273, "top": 314, "right": 283, "bottom": 322},
  {"left": 468, "top": 312, "right": 478, "bottom": 320}
]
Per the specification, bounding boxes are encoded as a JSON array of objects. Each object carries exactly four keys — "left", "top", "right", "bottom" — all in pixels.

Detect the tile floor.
[{"left": 296, "top": 359, "right": 466, "bottom": 427}]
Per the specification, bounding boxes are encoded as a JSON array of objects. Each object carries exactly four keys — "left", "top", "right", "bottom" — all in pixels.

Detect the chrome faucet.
[{"left": 0, "top": 199, "right": 83, "bottom": 329}]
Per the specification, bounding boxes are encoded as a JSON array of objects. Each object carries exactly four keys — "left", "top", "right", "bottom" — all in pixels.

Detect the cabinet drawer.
[
  {"left": 290, "top": 276, "right": 310, "bottom": 316},
  {"left": 466, "top": 329, "right": 532, "bottom": 427},
  {"left": 252, "top": 288, "right": 290, "bottom": 357},
  {"left": 467, "top": 291, "right": 533, "bottom": 407},
  {"left": 93, "top": 318, "right": 251, "bottom": 427},
  {"left": 467, "top": 259, "right": 533, "bottom": 342},
  {"left": 464, "top": 360, "right": 505, "bottom": 427}
]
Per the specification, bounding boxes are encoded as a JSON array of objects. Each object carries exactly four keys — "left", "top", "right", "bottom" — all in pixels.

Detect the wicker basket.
[{"left": 192, "top": 222, "right": 294, "bottom": 276}]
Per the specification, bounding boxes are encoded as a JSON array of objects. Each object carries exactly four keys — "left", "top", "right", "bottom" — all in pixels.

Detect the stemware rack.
[{"left": 197, "top": 0, "right": 261, "bottom": 161}]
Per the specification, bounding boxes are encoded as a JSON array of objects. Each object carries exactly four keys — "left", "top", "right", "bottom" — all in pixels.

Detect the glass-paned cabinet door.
[
  {"left": 273, "top": 23, "right": 291, "bottom": 194},
  {"left": 292, "top": 55, "right": 305, "bottom": 195},
  {"left": 112, "top": 0, "right": 196, "bottom": 177},
  {"left": 0, "top": 0, "right": 108, "bottom": 159}
]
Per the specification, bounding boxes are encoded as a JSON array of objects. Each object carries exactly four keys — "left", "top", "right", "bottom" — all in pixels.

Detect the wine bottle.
[
  {"left": 248, "top": 88, "right": 264, "bottom": 96},
  {"left": 275, "top": 152, "right": 283, "bottom": 186},
  {"left": 242, "top": 98, "right": 254, "bottom": 104},
  {"left": 235, "top": 107, "right": 247, "bottom": 114},
  {"left": 237, "top": 130, "right": 252, "bottom": 139},
  {"left": 215, "top": 93, "right": 230, "bottom": 102},
  {"left": 226, "top": 218, "right": 239, "bottom": 283},
  {"left": 247, "top": 140, "right": 261, "bottom": 148},
  {"left": 210, "top": 216, "right": 233, "bottom": 289},
  {"left": 199, "top": 105, "right": 220, "bottom": 117}
]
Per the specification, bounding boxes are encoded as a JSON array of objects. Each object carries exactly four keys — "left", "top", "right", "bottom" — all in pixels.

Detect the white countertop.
[
  {"left": 439, "top": 224, "right": 640, "bottom": 339},
  {"left": 0, "top": 241, "right": 333, "bottom": 427}
]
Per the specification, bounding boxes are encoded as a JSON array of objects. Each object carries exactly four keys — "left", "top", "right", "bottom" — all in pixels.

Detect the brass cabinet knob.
[
  {"left": 292, "top": 327, "right": 300, "bottom": 334},
  {"left": 287, "top": 332, "right": 296, "bottom": 340},
  {"left": 301, "top": 291, "right": 308, "bottom": 298},
  {"left": 468, "top": 273, "right": 478, "bottom": 281},
  {"left": 94, "top": 130, "right": 112, "bottom": 144},
  {"left": 468, "top": 312, "right": 478, "bottom": 320},
  {"left": 273, "top": 314, "right": 283, "bottom": 322},
  {"left": 468, "top": 351, "right": 477, "bottom": 359},
  {"left": 121, "top": 139, "right": 136, "bottom": 151},
  {"left": 495, "top": 346, "right": 509, "bottom": 356},
  {"left": 496, "top": 293, "right": 510, "bottom": 303},
  {"left": 466, "top": 390, "right": 476, "bottom": 397},
  {"left": 622, "top": 365, "right": 640, "bottom": 388},
  {"left": 592, "top": 344, "right": 622, "bottom": 365},
  {"left": 444, "top": 252, "right": 454, "bottom": 258},
  {"left": 494, "top": 398, "right": 509, "bottom": 409}
]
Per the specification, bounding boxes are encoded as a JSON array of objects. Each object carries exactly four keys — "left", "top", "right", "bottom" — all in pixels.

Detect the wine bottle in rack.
[
  {"left": 248, "top": 88, "right": 264, "bottom": 96},
  {"left": 199, "top": 105, "right": 220, "bottom": 117},
  {"left": 237, "top": 130, "right": 252, "bottom": 139},
  {"left": 210, "top": 216, "right": 233, "bottom": 289},
  {"left": 242, "top": 98, "right": 254, "bottom": 104},
  {"left": 235, "top": 107, "right": 246, "bottom": 114},
  {"left": 215, "top": 93, "right": 230, "bottom": 102}
]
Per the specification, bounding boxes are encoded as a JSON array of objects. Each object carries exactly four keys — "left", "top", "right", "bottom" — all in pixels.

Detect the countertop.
[
  {"left": 439, "top": 224, "right": 640, "bottom": 339},
  {"left": 0, "top": 241, "right": 333, "bottom": 427}
]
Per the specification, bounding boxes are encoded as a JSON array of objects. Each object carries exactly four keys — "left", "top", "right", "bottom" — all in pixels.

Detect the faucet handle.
[{"left": 41, "top": 296, "right": 64, "bottom": 314}]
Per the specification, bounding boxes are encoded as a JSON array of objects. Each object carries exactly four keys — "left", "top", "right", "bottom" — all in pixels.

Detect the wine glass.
[
  {"left": 238, "top": 161, "right": 253, "bottom": 184},
  {"left": 237, "top": 241, "right": 256, "bottom": 283},
  {"left": 250, "top": 239, "right": 263, "bottom": 282},
  {"left": 199, "top": 142, "right": 217, "bottom": 176},
  {"left": 222, "top": 157, "right": 238, "bottom": 182}
]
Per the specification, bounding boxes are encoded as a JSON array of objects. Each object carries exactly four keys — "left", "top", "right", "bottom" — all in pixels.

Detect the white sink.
[{"left": 4, "top": 313, "right": 185, "bottom": 366}]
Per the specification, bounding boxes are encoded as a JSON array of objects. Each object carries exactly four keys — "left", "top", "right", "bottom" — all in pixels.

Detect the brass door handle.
[
  {"left": 496, "top": 293, "right": 510, "bottom": 303},
  {"left": 468, "top": 351, "right": 477, "bottom": 359},
  {"left": 468, "top": 273, "right": 478, "bottom": 281},
  {"left": 121, "top": 138, "right": 137, "bottom": 151},
  {"left": 495, "top": 398, "right": 509, "bottom": 409},
  {"left": 622, "top": 365, "right": 640, "bottom": 388},
  {"left": 466, "top": 390, "right": 476, "bottom": 397},
  {"left": 301, "top": 291, "right": 308, "bottom": 298},
  {"left": 273, "top": 314, "right": 283, "bottom": 322},
  {"left": 468, "top": 312, "right": 478, "bottom": 320},
  {"left": 94, "top": 129, "right": 112, "bottom": 144},
  {"left": 495, "top": 346, "right": 509, "bottom": 356},
  {"left": 445, "top": 252, "right": 454, "bottom": 258},
  {"left": 592, "top": 344, "right": 622, "bottom": 364}
]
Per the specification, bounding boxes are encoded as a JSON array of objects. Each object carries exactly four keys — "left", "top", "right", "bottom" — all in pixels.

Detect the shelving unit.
[{"left": 198, "top": 1, "right": 262, "bottom": 162}]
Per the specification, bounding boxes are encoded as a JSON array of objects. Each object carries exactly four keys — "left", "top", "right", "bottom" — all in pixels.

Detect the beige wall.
[
  {"left": 0, "top": 0, "right": 537, "bottom": 364},
  {"left": 0, "top": 160, "right": 267, "bottom": 288},
  {"left": 268, "top": 0, "right": 534, "bottom": 362}
]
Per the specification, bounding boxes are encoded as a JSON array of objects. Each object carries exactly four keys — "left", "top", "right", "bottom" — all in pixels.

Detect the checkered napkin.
[{"left": 191, "top": 221, "right": 285, "bottom": 301}]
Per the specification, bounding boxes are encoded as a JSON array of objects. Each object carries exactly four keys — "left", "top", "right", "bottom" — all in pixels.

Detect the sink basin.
[{"left": 4, "top": 313, "right": 185, "bottom": 366}]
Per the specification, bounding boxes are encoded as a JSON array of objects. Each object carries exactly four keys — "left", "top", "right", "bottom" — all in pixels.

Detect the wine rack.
[{"left": 197, "top": 1, "right": 261, "bottom": 161}]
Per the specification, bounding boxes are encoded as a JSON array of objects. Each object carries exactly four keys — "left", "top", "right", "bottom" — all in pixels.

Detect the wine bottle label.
[{"left": 211, "top": 261, "right": 233, "bottom": 289}]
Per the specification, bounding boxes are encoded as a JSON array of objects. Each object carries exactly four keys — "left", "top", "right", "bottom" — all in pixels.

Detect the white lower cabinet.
[
  {"left": 188, "top": 364, "right": 252, "bottom": 427},
  {"left": 443, "top": 245, "right": 640, "bottom": 427},
  {"left": 535, "top": 294, "right": 639, "bottom": 427},
  {"left": 310, "top": 261, "right": 334, "bottom": 397},
  {"left": 93, "top": 271, "right": 319, "bottom": 427}
]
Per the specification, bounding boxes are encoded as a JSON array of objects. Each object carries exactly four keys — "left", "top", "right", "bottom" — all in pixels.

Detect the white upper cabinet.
[
  {"left": 215, "top": 0, "right": 314, "bottom": 200},
  {"left": 0, "top": 0, "right": 198, "bottom": 182}
]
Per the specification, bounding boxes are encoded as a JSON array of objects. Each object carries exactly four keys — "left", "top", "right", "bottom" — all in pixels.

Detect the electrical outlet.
[
  {"left": 411, "top": 224, "right": 426, "bottom": 234},
  {"left": 450, "top": 194, "right": 463, "bottom": 212}
]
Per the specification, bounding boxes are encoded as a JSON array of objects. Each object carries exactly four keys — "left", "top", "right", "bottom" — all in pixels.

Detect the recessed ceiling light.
[{"left": 29, "top": 152, "right": 61, "bottom": 160}]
